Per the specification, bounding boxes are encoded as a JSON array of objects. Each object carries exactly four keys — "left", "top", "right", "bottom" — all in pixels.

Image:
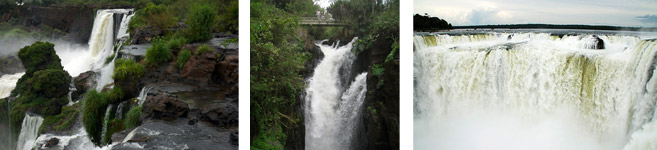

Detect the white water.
[
  {"left": 414, "top": 32, "right": 657, "bottom": 150},
  {"left": 16, "top": 114, "right": 43, "bottom": 150},
  {"left": 305, "top": 38, "right": 368, "bottom": 150},
  {"left": 28, "top": 9, "right": 134, "bottom": 150},
  {"left": 137, "top": 86, "right": 153, "bottom": 105},
  {"left": 0, "top": 73, "right": 24, "bottom": 98}
]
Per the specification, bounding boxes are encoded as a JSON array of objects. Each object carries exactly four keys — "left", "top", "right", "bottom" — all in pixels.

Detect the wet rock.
[
  {"left": 72, "top": 71, "right": 97, "bottom": 100},
  {"left": 0, "top": 55, "right": 25, "bottom": 76},
  {"left": 181, "top": 52, "right": 217, "bottom": 84},
  {"left": 142, "top": 92, "right": 189, "bottom": 121},
  {"left": 230, "top": 131, "right": 238, "bottom": 146},
  {"left": 111, "top": 120, "right": 237, "bottom": 150},
  {"left": 200, "top": 100, "right": 237, "bottom": 127},
  {"left": 587, "top": 35, "right": 605, "bottom": 49},
  {"left": 44, "top": 138, "right": 59, "bottom": 148},
  {"left": 215, "top": 52, "right": 238, "bottom": 85},
  {"left": 130, "top": 27, "right": 157, "bottom": 44}
]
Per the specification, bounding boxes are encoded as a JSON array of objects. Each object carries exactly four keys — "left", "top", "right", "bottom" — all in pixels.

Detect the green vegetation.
[
  {"left": 251, "top": 0, "right": 314, "bottom": 148},
  {"left": 413, "top": 13, "right": 453, "bottom": 31},
  {"left": 41, "top": 103, "right": 79, "bottom": 133},
  {"left": 105, "top": 54, "right": 115, "bottom": 64},
  {"left": 113, "top": 58, "right": 145, "bottom": 81},
  {"left": 166, "top": 36, "right": 186, "bottom": 50},
  {"left": 8, "top": 42, "right": 71, "bottom": 136},
  {"left": 129, "top": 3, "right": 178, "bottom": 35},
  {"left": 124, "top": 105, "right": 142, "bottom": 129},
  {"left": 194, "top": 44, "right": 212, "bottom": 55},
  {"left": 145, "top": 38, "right": 173, "bottom": 66},
  {"left": 17, "top": 41, "right": 63, "bottom": 77},
  {"left": 82, "top": 88, "right": 125, "bottom": 146},
  {"left": 176, "top": 49, "right": 192, "bottom": 69},
  {"left": 185, "top": 4, "right": 217, "bottom": 42}
]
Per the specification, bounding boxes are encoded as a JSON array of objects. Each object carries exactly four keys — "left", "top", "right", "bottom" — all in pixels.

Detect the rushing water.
[
  {"left": 304, "top": 38, "right": 368, "bottom": 150},
  {"left": 414, "top": 31, "right": 657, "bottom": 150},
  {"left": 0, "top": 73, "right": 24, "bottom": 98},
  {"left": 16, "top": 114, "right": 43, "bottom": 150}
]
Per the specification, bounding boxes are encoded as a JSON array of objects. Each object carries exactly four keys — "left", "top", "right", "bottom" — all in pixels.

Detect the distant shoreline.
[{"left": 417, "top": 24, "right": 657, "bottom": 32}]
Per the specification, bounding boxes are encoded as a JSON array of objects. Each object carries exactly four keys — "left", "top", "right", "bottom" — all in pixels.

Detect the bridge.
[{"left": 299, "top": 17, "right": 349, "bottom": 27}]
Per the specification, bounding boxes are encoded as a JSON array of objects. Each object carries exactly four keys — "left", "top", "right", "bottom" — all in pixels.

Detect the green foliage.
[
  {"left": 124, "top": 105, "right": 142, "bottom": 129},
  {"left": 81, "top": 87, "right": 125, "bottom": 146},
  {"left": 176, "top": 49, "right": 192, "bottom": 69},
  {"left": 82, "top": 90, "right": 106, "bottom": 145},
  {"left": 105, "top": 54, "right": 115, "bottom": 64},
  {"left": 17, "top": 41, "right": 63, "bottom": 76},
  {"left": 251, "top": 1, "right": 310, "bottom": 149},
  {"left": 41, "top": 104, "right": 79, "bottom": 133},
  {"left": 113, "top": 58, "right": 145, "bottom": 81},
  {"left": 129, "top": 3, "right": 178, "bottom": 35},
  {"left": 215, "top": 0, "right": 238, "bottom": 34},
  {"left": 26, "top": 69, "right": 71, "bottom": 98},
  {"left": 185, "top": 4, "right": 217, "bottom": 42},
  {"left": 372, "top": 63, "right": 384, "bottom": 77},
  {"left": 385, "top": 39, "right": 398, "bottom": 63},
  {"left": 166, "top": 36, "right": 186, "bottom": 50},
  {"left": 194, "top": 44, "right": 212, "bottom": 55},
  {"left": 145, "top": 38, "right": 173, "bottom": 66}
]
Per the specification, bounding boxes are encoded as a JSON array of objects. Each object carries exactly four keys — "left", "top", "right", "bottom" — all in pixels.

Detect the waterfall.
[
  {"left": 100, "top": 104, "right": 114, "bottom": 145},
  {"left": 16, "top": 113, "right": 43, "bottom": 150},
  {"left": 304, "top": 38, "right": 368, "bottom": 150},
  {"left": 28, "top": 9, "right": 134, "bottom": 150},
  {"left": 414, "top": 32, "right": 657, "bottom": 150},
  {"left": 0, "top": 73, "right": 24, "bottom": 98},
  {"left": 137, "top": 86, "right": 153, "bottom": 105}
]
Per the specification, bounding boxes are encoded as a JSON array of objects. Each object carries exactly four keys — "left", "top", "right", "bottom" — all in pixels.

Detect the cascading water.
[
  {"left": 16, "top": 114, "right": 44, "bottom": 150},
  {"left": 304, "top": 38, "right": 368, "bottom": 150},
  {"left": 137, "top": 86, "right": 153, "bottom": 105},
  {"left": 414, "top": 31, "right": 657, "bottom": 150},
  {"left": 100, "top": 104, "right": 113, "bottom": 145},
  {"left": 0, "top": 73, "right": 25, "bottom": 98}
]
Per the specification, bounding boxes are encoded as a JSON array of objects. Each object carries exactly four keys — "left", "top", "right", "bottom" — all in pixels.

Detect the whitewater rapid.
[
  {"left": 414, "top": 32, "right": 657, "bottom": 150},
  {"left": 305, "top": 38, "right": 368, "bottom": 150}
]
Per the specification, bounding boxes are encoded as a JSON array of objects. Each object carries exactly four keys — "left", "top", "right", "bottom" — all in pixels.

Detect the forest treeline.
[{"left": 414, "top": 13, "right": 452, "bottom": 31}]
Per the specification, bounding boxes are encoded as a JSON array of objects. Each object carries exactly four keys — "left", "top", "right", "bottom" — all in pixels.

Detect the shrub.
[
  {"left": 166, "top": 37, "right": 186, "bottom": 50},
  {"left": 113, "top": 58, "right": 145, "bottom": 81},
  {"left": 185, "top": 4, "right": 217, "bottom": 42},
  {"left": 129, "top": 3, "right": 177, "bottom": 34},
  {"left": 105, "top": 54, "right": 115, "bottom": 64},
  {"left": 17, "top": 41, "right": 63, "bottom": 76},
  {"left": 145, "top": 38, "right": 173, "bottom": 66},
  {"left": 41, "top": 104, "right": 79, "bottom": 133},
  {"left": 176, "top": 49, "right": 191, "bottom": 69},
  {"left": 194, "top": 44, "right": 212, "bottom": 55},
  {"left": 82, "top": 89, "right": 106, "bottom": 145},
  {"left": 26, "top": 69, "right": 71, "bottom": 98},
  {"left": 124, "top": 105, "right": 142, "bottom": 129}
]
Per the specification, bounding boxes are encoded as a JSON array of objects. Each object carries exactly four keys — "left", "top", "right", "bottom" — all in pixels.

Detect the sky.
[{"left": 414, "top": 0, "right": 657, "bottom": 27}]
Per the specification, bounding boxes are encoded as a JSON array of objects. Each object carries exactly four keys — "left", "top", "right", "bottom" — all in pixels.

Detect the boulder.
[
  {"left": 215, "top": 52, "right": 238, "bottom": 85},
  {"left": 44, "top": 138, "right": 59, "bottom": 148},
  {"left": 200, "top": 100, "right": 237, "bottom": 127},
  {"left": 0, "top": 55, "right": 25, "bottom": 76},
  {"left": 142, "top": 92, "right": 189, "bottom": 121},
  {"left": 72, "top": 71, "right": 97, "bottom": 100},
  {"left": 181, "top": 52, "right": 216, "bottom": 84},
  {"left": 587, "top": 35, "right": 605, "bottom": 49},
  {"left": 110, "top": 120, "right": 237, "bottom": 150}
]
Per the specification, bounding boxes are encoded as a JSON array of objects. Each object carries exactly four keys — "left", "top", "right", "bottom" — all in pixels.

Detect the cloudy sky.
[{"left": 414, "top": 0, "right": 657, "bottom": 27}]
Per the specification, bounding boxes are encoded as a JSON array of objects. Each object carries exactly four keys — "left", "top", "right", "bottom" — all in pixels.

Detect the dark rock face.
[
  {"left": 110, "top": 120, "right": 237, "bottom": 150},
  {"left": 141, "top": 92, "right": 189, "bottom": 121},
  {"left": 1, "top": 6, "right": 95, "bottom": 44},
  {"left": 72, "top": 71, "right": 97, "bottom": 100},
  {"left": 44, "top": 138, "right": 60, "bottom": 148},
  {"left": 587, "top": 35, "right": 605, "bottom": 50},
  {"left": 130, "top": 27, "right": 157, "bottom": 44},
  {"left": 182, "top": 52, "right": 217, "bottom": 84},
  {"left": 0, "top": 55, "right": 25, "bottom": 76},
  {"left": 200, "top": 98, "right": 238, "bottom": 127},
  {"left": 214, "top": 52, "right": 238, "bottom": 85}
]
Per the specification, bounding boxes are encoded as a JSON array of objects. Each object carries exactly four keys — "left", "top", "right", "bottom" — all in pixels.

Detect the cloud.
[
  {"left": 466, "top": 8, "right": 513, "bottom": 25},
  {"left": 636, "top": 15, "right": 657, "bottom": 24}
]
